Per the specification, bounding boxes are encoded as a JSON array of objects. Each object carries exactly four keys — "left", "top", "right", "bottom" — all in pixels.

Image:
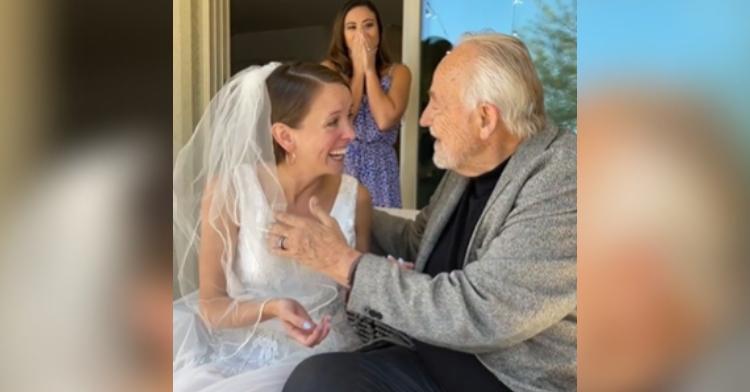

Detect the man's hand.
[{"left": 267, "top": 197, "right": 361, "bottom": 286}]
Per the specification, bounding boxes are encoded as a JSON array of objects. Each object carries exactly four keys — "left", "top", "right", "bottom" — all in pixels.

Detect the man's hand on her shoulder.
[{"left": 267, "top": 197, "right": 362, "bottom": 286}]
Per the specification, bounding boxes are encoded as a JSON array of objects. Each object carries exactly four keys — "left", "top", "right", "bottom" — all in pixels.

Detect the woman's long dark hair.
[{"left": 325, "top": 0, "right": 393, "bottom": 80}]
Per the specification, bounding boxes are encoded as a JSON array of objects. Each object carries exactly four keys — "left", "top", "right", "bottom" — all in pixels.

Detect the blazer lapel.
[
  {"left": 462, "top": 126, "right": 561, "bottom": 267},
  {"left": 415, "top": 173, "right": 468, "bottom": 271}
]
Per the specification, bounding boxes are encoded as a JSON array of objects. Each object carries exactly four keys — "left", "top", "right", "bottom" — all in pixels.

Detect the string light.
[
  {"left": 423, "top": 0, "right": 522, "bottom": 40},
  {"left": 424, "top": 0, "right": 450, "bottom": 39},
  {"left": 424, "top": 4, "right": 434, "bottom": 19},
  {"left": 511, "top": 0, "right": 522, "bottom": 38}
]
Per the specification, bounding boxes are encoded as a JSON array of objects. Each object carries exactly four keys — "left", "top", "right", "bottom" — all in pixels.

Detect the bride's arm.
[
  {"left": 354, "top": 183, "right": 372, "bottom": 254},
  {"left": 197, "top": 182, "right": 279, "bottom": 329}
]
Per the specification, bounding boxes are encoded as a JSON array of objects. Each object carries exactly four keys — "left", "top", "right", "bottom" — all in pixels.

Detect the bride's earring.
[{"left": 286, "top": 152, "right": 296, "bottom": 166}]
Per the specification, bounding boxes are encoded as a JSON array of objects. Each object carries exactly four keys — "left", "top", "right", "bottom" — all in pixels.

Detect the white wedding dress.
[{"left": 173, "top": 173, "right": 363, "bottom": 392}]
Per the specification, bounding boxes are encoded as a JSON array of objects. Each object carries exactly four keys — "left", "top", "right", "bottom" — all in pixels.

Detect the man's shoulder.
[
  {"left": 511, "top": 128, "right": 577, "bottom": 208},
  {"left": 548, "top": 128, "right": 577, "bottom": 158},
  {"left": 488, "top": 127, "right": 576, "bottom": 213},
  {"left": 523, "top": 127, "right": 577, "bottom": 179},
  {"left": 545, "top": 129, "right": 577, "bottom": 173}
]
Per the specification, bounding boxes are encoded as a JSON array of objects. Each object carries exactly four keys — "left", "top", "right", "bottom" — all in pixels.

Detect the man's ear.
[
  {"left": 271, "top": 122, "right": 295, "bottom": 153},
  {"left": 478, "top": 103, "right": 501, "bottom": 140}
]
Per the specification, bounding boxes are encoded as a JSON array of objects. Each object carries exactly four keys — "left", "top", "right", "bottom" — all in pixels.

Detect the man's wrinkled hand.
[{"left": 267, "top": 197, "right": 361, "bottom": 284}]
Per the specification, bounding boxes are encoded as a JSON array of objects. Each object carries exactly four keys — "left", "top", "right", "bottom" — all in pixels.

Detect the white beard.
[
  {"left": 433, "top": 138, "right": 473, "bottom": 171},
  {"left": 432, "top": 141, "right": 453, "bottom": 170}
]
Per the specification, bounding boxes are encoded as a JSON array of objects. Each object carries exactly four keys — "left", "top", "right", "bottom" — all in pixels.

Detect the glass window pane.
[{"left": 416, "top": 0, "right": 577, "bottom": 208}]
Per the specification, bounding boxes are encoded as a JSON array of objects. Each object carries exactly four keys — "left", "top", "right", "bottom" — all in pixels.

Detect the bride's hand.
[
  {"left": 269, "top": 298, "right": 332, "bottom": 348},
  {"left": 387, "top": 255, "right": 415, "bottom": 270}
]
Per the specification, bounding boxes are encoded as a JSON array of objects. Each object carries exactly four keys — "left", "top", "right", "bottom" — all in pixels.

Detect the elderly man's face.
[{"left": 420, "top": 46, "right": 481, "bottom": 172}]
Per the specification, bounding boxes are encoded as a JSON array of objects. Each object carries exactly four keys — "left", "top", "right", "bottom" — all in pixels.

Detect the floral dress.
[{"left": 345, "top": 68, "right": 402, "bottom": 208}]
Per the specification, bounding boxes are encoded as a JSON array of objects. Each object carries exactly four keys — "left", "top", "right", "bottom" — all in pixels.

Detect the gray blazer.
[{"left": 347, "top": 126, "right": 577, "bottom": 392}]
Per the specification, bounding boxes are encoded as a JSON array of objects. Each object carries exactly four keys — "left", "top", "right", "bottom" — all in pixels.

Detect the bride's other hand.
[
  {"left": 387, "top": 255, "right": 415, "bottom": 270},
  {"left": 269, "top": 299, "right": 332, "bottom": 347}
]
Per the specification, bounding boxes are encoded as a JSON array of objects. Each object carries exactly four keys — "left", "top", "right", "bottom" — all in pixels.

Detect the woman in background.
[{"left": 324, "top": 0, "right": 411, "bottom": 208}]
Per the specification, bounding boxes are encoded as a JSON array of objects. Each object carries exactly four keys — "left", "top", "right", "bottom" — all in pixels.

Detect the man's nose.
[{"left": 419, "top": 109, "right": 431, "bottom": 128}]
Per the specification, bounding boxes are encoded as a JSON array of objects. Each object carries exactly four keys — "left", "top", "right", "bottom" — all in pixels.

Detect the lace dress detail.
[{"left": 173, "top": 174, "right": 362, "bottom": 391}]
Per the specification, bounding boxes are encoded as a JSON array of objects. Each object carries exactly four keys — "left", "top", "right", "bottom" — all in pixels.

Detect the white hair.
[{"left": 459, "top": 33, "right": 549, "bottom": 139}]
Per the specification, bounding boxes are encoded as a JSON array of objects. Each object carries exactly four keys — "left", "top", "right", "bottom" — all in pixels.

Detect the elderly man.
[{"left": 271, "top": 33, "right": 577, "bottom": 392}]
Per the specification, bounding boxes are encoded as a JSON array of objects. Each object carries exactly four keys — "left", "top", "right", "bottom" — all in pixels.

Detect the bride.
[{"left": 173, "top": 62, "right": 372, "bottom": 392}]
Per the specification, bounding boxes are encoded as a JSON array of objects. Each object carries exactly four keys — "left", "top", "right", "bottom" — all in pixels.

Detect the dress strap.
[
  {"left": 341, "top": 175, "right": 359, "bottom": 207},
  {"left": 330, "top": 175, "right": 358, "bottom": 222},
  {"left": 328, "top": 175, "right": 359, "bottom": 247}
]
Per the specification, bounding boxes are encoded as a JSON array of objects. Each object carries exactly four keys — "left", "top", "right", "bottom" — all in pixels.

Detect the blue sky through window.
[
  {"left": 420, "top": 0, "right": 749, "bottom": 139},
  {"left": 421, "top": 0, "right": 545, "bottom": 42},
  {"left": 578, "top": 0, "right": 750, "bottom": 136}
]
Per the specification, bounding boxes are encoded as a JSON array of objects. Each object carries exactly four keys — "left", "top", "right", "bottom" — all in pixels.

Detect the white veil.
[
  {"left": 173, "top": 63, "right": 290, "bottom": 372},
  {"left": 173, "top": 63, "right": 284, "bottom": 299},
  {"left": 173, "top": 63, "right": 344, "bottom": 378}
]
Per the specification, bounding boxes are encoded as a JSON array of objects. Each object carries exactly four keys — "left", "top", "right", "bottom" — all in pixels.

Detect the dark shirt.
[{"left": 415, "top": 159, "right": 512, "bottom": 392}]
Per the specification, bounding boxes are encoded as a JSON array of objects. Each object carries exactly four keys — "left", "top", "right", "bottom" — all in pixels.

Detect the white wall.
[{"left": 231, "top": 26, "right": 329, "bottom": 72}]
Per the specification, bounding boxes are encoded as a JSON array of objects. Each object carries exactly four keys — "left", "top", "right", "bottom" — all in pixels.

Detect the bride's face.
[{"left": 293, "top": 83, "right": 354, "bottom": 175}]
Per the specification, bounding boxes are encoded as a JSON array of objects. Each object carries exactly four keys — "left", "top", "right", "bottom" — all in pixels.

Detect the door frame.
[
  {"left": 173, "top": 0, "right": 231, "bottom": 162},
  {"left": 399, "top": 0, "right": 422, "bottom": 209}
]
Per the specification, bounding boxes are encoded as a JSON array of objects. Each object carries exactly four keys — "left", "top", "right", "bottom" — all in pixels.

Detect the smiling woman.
[
  {"left": 267, "top": 62, "right": 354, "bottom": 172},
  {"left": 172, "top": 62, "right": 373, "bottom": 392},
  {"left": 323, "top": 0, "right": 412, "bottom": 208}
]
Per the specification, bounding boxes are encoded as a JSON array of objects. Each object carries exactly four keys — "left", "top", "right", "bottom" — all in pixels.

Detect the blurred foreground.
[
  {"left": 578, "top": 82, "right": 750, "bottom": 391},
  {"left": 578, "top": 1, "right": 750, "bottom": 390},
  {"left": 0, "top": 1, "right": 172, "bottom": 391}
]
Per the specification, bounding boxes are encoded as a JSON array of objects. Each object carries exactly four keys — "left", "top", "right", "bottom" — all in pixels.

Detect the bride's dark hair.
[{"left": 266, "top": 62, "right": 348, "bottom": 163}]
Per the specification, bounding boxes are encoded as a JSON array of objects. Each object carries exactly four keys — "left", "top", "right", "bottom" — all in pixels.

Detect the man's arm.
[
  {"left": 368, "top": 210, "right": 425, "bottom": 260},
  {"left": 347, "top": 151, "right": 577, "bottom": 353},
  {"left": 369, "top": 173, "right": 451, "bottom": 260}
]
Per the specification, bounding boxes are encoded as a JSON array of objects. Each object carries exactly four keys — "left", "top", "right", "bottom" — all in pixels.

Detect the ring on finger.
[{"left": 277, "top": 236, "right": 287, "bottom": 250}]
